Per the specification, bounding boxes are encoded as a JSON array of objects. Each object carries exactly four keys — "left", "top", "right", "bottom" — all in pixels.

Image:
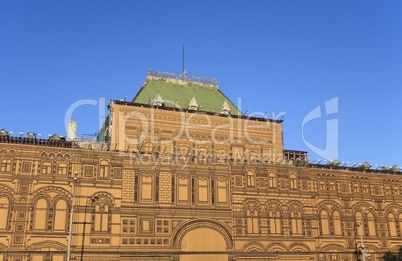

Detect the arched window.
[
  {"left": 197, "top": 146, "right": 208, "bottom": 158},
  {"left": 399, "top": 213, "right": 402, "bottom": 236},
  {"left": 355, "top": 212, "right": 364, "bottom": 237},
  {"left": 217, "top": 147, "right": 227, "bottom": 155},
  {"left": 142, "top": 142, "right": 153, "bottom": 154},
  {"left": 320, "top": 210, "right": 330, "bottom": 235},
  {"left": 217, "top": 179, "right": 228, "bottom": 204},
  {"left": 289, "top": 174, "right": 297, "bottom": 189},
  {"left": 232, "top": 147, "right": 243, "bottom": 161},
  {"left": 367, "top": 212, "right": 376, "bottom": 236},
  {"left": 290, "top": 210, "right": 303, "bottom": 235},
  {"left": 333, "top": 211, "right": 342, "bottom": 236},
  {"left": 54, "top": 200, "right": 68, "bottom": 231},
  {"left": 249, "top": 151, "right": 258, "bottom": 162},
  {"left": 388, "top": 213, "right": 397, "bottom": 237},
  {"left": 268, "top": 209, "right": 282, "bottom": 234},
  {"left": 217, "top": 147, "right": 228, "bottom": 162},
  {"left": 246, "top": 209, "right": 259, "bottom": 234},
  {"left": 0, "top": 197, "right": 10, "bottom": 229},
  {"left": 178, "top": 145, "right": 190, "bottom": 160},
  {"left": 93, "top": 203, "right": 110, "bottom": 233},
  {"left": 269, "top": 173, "right": 277, "bottom": 188},
  {"left": 99, "top": 160, "right": 109, "bottom": 179},
  {"left": 197, "top": 178, "right": 209, "bottom": 203},
  {"left": 246, "top": 171, "right": 255, "bottom": 187},
  {"left": 177, "top": 176, "right": 189, "bottom": 203},
  {"left": 34, "top": 199, "right": 48, "bottom": 230}
]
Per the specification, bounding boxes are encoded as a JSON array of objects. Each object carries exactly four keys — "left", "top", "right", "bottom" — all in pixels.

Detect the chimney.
[{"left": 67, "top": 121, "right": 77, "bottom": 140}]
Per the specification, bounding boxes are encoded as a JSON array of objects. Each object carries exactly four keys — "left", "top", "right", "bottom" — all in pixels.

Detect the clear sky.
[{"left": 1, "top": 1, "right": 401, "bottom": 168}]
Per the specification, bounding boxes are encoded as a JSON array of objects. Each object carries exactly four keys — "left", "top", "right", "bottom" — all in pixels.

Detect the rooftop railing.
[{"left": 0, "top": 136, "right": 73, "bottom": 148}]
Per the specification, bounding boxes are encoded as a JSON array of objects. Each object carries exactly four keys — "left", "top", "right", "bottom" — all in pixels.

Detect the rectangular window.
[
  {"left": 1, "top": 159, "right": 12, "bottom": 172},
  {"left": 22, "top": 162, "right": 31, "bottom": 173},
  {"left": 362, "top": 186, "right": 369, "bottom": 194},
  {"left": 114, "top": 168, "right": 122, "bottom": 179},
  {"left": 15, "top": 224, "right": 24, "bottom": 232},
  {"left": 42, "top": 162, "right": 52, "bottom": 174},
  {"left": 57, "top": 163, "right": 68, "bottom": 175},
  {"left": 17, "top": 212, "right": 26, "bottom": 220},
  {"left": 20, "top": 184, "right": 29, "bottom": 193},
  {"left": 235, "top": 176, "right": 243, "bottom": 187},
  {"left": 140, "top": 218, "right": 153, "bottom": 234},
  {"left": 143, "top": 221, "right": 150, "bottom": 231},
  {"left": 258, "top": 177, "right": 266, "bottom": 188},
  {"left": 84, "top": 166, "right": 93, "bottom": 177},
  {"left": 385, "top": 187, "right": 391, "bottom": 195},
  {"left": 13, "top": 236, "right": 23, "bottom": 244},
  {"left": 140, "top": 175, "right": 153, "bottom": 202}
]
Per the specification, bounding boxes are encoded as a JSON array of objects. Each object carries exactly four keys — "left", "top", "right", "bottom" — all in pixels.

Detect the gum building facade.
[{"left": 0, "top": 70, "right": 401, "bottom": 261}]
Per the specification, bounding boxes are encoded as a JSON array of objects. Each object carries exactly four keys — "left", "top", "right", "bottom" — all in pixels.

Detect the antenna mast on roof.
[{"left": 182, "top": 45, "right": 187, "bottom": 80}]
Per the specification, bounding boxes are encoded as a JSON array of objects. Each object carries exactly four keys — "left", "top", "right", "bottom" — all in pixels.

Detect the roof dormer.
[
  {"left": 150, "top": 92, "right": 164, "bottom": 106},
  {"left": 219, "top": 101, "right": 230, "bottom": 115},
  {"left": 188, "top": 97, "right": 199, "bottom": 110}
]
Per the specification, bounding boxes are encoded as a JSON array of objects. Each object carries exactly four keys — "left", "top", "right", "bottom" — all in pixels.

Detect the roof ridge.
[{"left": 147, "top": 75, "right": 219, "bottom": 89}]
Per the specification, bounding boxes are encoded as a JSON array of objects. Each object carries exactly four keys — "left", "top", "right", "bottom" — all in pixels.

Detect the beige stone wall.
[
  {"left": 109, "top": 103, "right": 283, "bottom": 161},
  {"left": 1, "top": 104, "right": 402, "bottom": 260}
]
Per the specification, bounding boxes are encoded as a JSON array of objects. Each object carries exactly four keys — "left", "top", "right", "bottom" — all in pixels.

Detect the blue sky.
[{"left": 1, "top": 1, "right": 401, "bottom": 167}]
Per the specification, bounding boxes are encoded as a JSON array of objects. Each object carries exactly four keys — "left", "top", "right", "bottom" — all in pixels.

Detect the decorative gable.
[
  {"left": 188, "top": 97, "right": 199, "bottom": 110},
  {"left": 150, "top": 92, "right": 163, "bottom": 106},
  {"left": 219, "top": 101, "right": 230, "bottom": 115}
]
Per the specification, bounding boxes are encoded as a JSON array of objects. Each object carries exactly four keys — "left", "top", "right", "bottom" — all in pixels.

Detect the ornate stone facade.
[{"left": 0, "top": 72, "right": 401, "bottom": 260}]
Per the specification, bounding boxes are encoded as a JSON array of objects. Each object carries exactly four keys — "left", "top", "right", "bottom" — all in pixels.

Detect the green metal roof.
[{"left": 132, "top": 77, "right": 242, "bottom": 115}]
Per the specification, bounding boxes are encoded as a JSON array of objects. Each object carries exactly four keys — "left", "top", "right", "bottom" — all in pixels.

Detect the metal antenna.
[{"left": 182, "top": 45, "right": 185, "bottom": 79}]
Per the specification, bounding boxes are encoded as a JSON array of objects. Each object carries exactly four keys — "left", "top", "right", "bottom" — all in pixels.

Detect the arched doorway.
[
  {"left": 180, "top": 227, "right": 228, "bottom": 261},
  {"left": 173, "top": 219, "right": 232, "bottom": 261}
]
